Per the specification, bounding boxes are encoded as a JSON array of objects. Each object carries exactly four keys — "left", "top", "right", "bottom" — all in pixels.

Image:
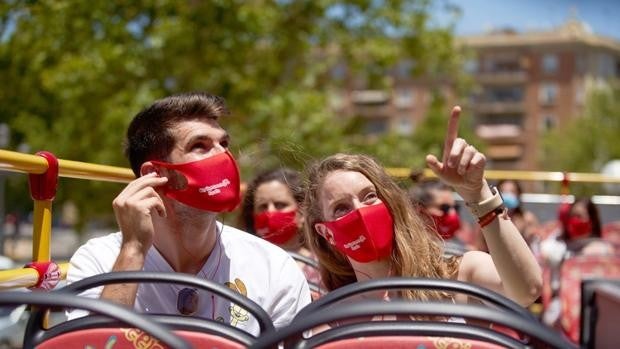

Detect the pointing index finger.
[{"left": 442, "top": 106, "right": 462, "bottom": 163}]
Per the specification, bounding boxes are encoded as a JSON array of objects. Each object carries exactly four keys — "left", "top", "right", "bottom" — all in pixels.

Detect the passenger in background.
[
  {"left": 408, "top": 179, "right": 472, "bottom": 255},
  {"left": 241, "top": 167, "right": 320, "bottom": 287},
  {"left": 496, "top": 179, "right": 541, "bottom": 256},
  {"left": 541, "top": 197, "right": 613, "bottom": 264},
  {"left": 540, "top": 197, "right": 614, "bottom": 326},
  {"left": 475, "top": 179, "right": 542, "bottom": 254}
]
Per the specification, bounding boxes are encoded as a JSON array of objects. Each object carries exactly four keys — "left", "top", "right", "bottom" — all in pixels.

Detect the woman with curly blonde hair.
[{"left": 304, "top": 107, "right": 542, "bottom": 306}]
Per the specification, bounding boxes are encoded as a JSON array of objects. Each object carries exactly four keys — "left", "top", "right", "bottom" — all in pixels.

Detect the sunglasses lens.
[
  {"left": 439, "top": 204, "right": 459, "bottom": 214},
  {"left": 177, "top": 288, "right": 199, "bottom": 315}
]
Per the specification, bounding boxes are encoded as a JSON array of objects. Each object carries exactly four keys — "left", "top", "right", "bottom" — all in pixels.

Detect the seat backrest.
[
  {"left": 580, "top": 279, "right": 620, "bottom": 348},
  {"left": 34, "top": 313, "right": 255, "bottom": 349},
  {"left": 295, "top": 277, "right": 536, "bottom": 322},
  {"left": 316, "top": 336, "right": 506, "bottom": 349},
  {"left": 27, "top": 272, "right": 275, "bottom": 348},
  {"left": 56, "top": 271, "right": 274, "bottom": 333},
  {"left": 249, "top": 300, "right": 576, "bottom": 349},
  {"left": 37, "top": 328, "right": 245, "bottom": 349},
  {"left": 0, "top": 291, "right": 191, "bottom": 349},
  {"left": 602, "top": 221, "right": 620, "bottom": 252},
  {"left": 559, "top": 255, "right": 620, "bottom": 343}
]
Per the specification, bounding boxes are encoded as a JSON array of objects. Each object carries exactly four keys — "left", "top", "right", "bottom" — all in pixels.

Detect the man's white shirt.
[{"left": 67, "top": 222, "right": 311, "bottom": 335}]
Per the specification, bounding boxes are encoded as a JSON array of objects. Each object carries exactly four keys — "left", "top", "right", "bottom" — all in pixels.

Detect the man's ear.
[
  {"left": 140, "top": 162, "right": 158, "bottom": 177},
  {"left": 314, "top": 223, "right": 335, "bottom": 246}
]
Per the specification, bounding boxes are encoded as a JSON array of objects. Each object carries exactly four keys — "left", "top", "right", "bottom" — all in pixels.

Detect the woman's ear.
[{"left": 315, "top": 223, "right": 336, "bottom": 246}]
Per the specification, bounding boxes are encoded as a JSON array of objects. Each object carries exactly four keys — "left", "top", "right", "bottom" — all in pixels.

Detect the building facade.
[{"left": 336, "top": 19, "right": 620, "bottom": 171}]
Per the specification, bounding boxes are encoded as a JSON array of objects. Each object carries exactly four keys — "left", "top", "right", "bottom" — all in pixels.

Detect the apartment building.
[{"left": 336, "top": 19, "right": 620, "bottom": 171}]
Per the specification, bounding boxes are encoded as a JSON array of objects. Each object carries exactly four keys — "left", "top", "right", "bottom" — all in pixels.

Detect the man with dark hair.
[{"left": 67, "top": 92, "right": 311, "bottom": 334}]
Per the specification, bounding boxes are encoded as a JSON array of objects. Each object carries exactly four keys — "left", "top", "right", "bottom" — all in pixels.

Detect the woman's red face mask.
[
  {"left": 253, "top": 210, "right": 298, "bottom": 245},
  {"left": 566, "top": 216, "right": 592, "bottom": 239},
  {"left": 315, "top": 202, "right": 394, "bottom": 263},
  {"left": 431, "top": 212, "right": 461, "bottom": 239}
]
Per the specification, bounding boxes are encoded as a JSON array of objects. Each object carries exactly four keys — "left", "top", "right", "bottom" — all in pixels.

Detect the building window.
[
  {"left": 539, "top": 83, "right": 558, "bottom": 105},
  {"left": 540, "top": 114, "right": 556, "bottom": 132},
  {"left": 365, "top": 118, "right": 389, "bottom": 135},
  {"left": 542, "top": 54, "right": 559, "bottom": 74},
  {"left": 396, "top": 115, "right": 413, "bottom": 135},
  {"left": 478, "top": 114, "right": 523, "bottom": 127},
  {"left": 576, "top": 54, "right": 586, "bottom": 74},
  {"left": 485, "top": 86, "right": 523, "bottom": 102},
  {"left": 394, "top": 88, "right": 414, "bottom": 109}
]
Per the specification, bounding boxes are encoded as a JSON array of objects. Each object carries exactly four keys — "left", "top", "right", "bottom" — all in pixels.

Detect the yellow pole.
[{"left": 32, "top": 200, "right": 53, "bottom": 262}]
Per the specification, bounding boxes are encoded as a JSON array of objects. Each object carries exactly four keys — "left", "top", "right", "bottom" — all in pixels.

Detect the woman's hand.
[{"left": 425, "top": 106, "right": 487, "bottom": 203}]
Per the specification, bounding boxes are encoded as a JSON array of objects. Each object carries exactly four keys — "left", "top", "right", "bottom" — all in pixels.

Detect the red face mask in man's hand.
[{"left": 151, "top": 151, "right": 241, "bottom": 212}]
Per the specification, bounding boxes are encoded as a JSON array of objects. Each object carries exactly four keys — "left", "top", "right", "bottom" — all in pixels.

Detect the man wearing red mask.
[
  {"left": 66, "top": 92, "right": 311, "bottom": 335},
  {"left": 408, "top": 179, "right": 473, "bottom": 255}
]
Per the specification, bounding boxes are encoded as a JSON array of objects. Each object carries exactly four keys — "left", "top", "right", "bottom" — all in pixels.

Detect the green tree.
[
  {"left": 0, "top": 0, "right": 463, "bottom": 229},
  {"left": 541, "top": 81, "right": 620, "bottom": 195}
]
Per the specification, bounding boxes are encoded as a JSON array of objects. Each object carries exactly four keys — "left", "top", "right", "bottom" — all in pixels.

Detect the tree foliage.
[
  {"left": 541, "top": 82, "right": 620, "bottom": 195},
  {"left": 0, "top": 0, "right": 462, "bottom": 229}
]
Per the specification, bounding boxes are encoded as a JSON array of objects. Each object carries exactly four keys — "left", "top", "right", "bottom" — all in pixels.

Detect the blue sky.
[{"left": 435, "top": 0, "right": 620, "bottom": 41}]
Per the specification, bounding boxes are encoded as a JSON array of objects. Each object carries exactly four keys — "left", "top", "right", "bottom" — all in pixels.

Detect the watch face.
[{"left": 491, "top": 185, "right": 502, "bottom": 199}]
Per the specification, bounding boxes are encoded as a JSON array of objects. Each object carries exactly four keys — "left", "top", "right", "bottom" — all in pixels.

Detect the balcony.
[
  {"left": 486, "top": 144, "right": 523, "bottom": 160},
  {"left": 475, "top": 71, "right": 528, "bottom": 84},
  {"left": 476, "top": 124, "right": 524, "bottom": 142},
  {"left": 472, "top": 101, "right": 524, "bottom": 114},
  {"left": 351, "top": 90, "right": 390, "bottom": 105}
]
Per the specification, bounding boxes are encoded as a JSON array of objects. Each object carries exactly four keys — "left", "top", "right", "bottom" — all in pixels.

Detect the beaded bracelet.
[{"left": 478, "top": 206, "right": 506, "bottom": 228}]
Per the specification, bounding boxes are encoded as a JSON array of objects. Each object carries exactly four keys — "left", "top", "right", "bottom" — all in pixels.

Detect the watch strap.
[{"left": 466, "top": 185, "right": 504, "bottom": 218}]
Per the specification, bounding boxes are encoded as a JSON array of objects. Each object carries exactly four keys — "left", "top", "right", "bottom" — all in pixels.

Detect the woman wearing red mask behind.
[
  {"left": 241, "top": 168, "right": 320, "bottom": 287},
  {"left": 304, "top": 106, "right": 542, "bottom": 308},
  {"left": 408, "top": 179, "right": 473, "bottom": 255},
  {"left": 539, "top": 198, "right": 613, "bottom": 326},
  {"left": 541, "top": 197, "right": 613, "bottom": 264}
]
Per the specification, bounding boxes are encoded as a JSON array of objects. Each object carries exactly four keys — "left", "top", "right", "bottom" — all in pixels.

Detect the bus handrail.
[
  {"left": 2, "top": 148, "right": 619, "bottom": 184},
  {"left": 0, "top": 149, "right": 134, "bottom": 183},
  {"left": 0, "top": 262, "right": 69, "bottom": 290},
  {"left": 387, "top": 167, "right": 620, "bottom": 184}
]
